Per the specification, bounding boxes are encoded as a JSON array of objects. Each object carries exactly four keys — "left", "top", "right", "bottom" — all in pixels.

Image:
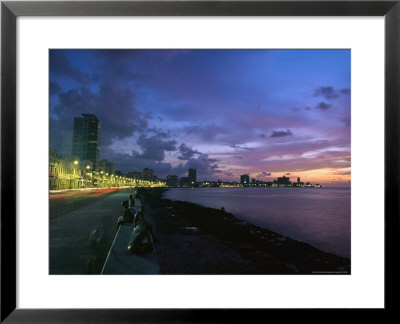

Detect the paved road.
[
  {"left": 49, "top": 189, "right": 132, "bottom": 274},
  {"left": 49, "top": 188, "right": 120, "bottom": 219}
]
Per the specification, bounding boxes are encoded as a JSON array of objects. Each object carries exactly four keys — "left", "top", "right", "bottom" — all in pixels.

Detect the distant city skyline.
[{"left": 50, "top": 49, "right": 351, "bottom": 186}]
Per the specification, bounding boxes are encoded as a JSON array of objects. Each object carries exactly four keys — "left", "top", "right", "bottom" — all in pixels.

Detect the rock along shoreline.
[{"left": 139, "top": 187, "right": 350, "bottom": 275}]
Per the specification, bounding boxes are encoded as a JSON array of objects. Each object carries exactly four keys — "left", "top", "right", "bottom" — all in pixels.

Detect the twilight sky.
[{"left": 49, "top": 49, "right": 351, "bottom": 186}]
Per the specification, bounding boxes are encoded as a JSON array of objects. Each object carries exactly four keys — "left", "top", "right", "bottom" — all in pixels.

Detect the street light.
[{"left": 71, "top": 160, "right": 79, "bottom": 188}]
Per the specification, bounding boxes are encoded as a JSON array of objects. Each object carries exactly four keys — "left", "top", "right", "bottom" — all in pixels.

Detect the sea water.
[{"left": 163, "top": 187, "right": 350, "bottom": 259}]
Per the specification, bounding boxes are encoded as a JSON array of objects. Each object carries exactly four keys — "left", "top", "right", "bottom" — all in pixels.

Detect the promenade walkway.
[{"left": 101, "top": 192, "right": 160, "bottom": 275}]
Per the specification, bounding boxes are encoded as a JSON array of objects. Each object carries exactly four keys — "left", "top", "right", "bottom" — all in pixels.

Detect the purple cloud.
[
  {"left": 184, "top": 154, "right": 220, "bottom": 179},
  {"left": 340, "top": 88, "right": 351, "bottom": 95},
  {"left": 178, "top": 143, "right": 201, "bottom": 160},
  {"left": 49, "top": 49, "right": 350, "bottom": 184},
  {"left": 134, "top": 132, "right": 177, "bottom": 161},
  {"left": 257, "top": 171, "right": 271, "bottom": 177},
  {"left": 52, "top": 81, "right": 147, "bottom": 150},
  {"left": 314, "top": 86, "right": 339, "bottom": 99},
  {"left": 270, "top": 129, "right": 293, "bottom": 138},
  {"left": 316, "top": 102, "right": 332, "bottom": 111}
]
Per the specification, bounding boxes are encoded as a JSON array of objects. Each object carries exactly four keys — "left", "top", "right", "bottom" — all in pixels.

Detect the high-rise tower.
[
  {"left": 240, "top": 174, "right": 250, "bottom": 186},
  {"left": 188, "top": 168, "right": 197, "bottom": 184},
  {"left": 72, "top": 114, "right": 101, "bottom": 165}
]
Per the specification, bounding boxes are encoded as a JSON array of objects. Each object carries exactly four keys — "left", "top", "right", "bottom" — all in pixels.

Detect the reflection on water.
[{"left": 163, "top": 187, "right": 351, "bottom": 258}]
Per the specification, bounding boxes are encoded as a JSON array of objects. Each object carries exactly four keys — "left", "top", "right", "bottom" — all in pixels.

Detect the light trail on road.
[{"left": 49, "top": 188, "right": 119, "bottom": 200}]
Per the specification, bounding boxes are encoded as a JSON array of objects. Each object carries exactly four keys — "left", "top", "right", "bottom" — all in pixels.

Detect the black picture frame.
[{"left": 1, "top": 0, "right": 399, "bottom": 322}]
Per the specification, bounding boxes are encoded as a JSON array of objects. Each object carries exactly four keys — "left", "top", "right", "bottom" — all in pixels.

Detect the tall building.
[
  {"left": 277, "top": 176, "right": 291, "bottom": 185},
  {"left": 188, "top": 168, "right": 197, "bottom": 184},
  {"left": 72, "top": 114, "right": 101, "bottom": 166},
  {"left": 166, "top": 175, "right": 179, "bottom": 186},
  {"left": 143, "top": 168, "right": 154, "bottom": 181},
  {"left": 180, "top": 177, "right": 189, "bottom": 187},
  {"left": 240, "top": 174, "right": 250, "bottom": 186}
]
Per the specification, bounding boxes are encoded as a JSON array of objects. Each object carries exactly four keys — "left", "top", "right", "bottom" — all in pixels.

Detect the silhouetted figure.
[
  {"left": 127, "top": 212, "right": 153, "bottom": 254},
  {"left": 120, "top": 200, "right": 129, "bottom": 214},
  {"left": 129, "top": 195, "right": 138, "bottom": 216},
  {"left": 117, "top": 202, "right": 135, "bottom": 228},
  {"left": 87, "top": 225, "right": 105, "bottom": 274},
  {"left": 129, "top": 194, "right": 135, "bottom": 207}
]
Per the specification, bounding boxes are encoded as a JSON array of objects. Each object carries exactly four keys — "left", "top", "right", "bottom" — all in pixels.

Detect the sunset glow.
[{"left": 50, "top": 49, "right": 351, "bottom": 186}]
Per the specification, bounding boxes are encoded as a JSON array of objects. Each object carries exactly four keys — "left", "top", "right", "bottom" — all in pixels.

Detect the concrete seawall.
[{"left": 101, "top": 192, "right": 160, "bottom": 275}]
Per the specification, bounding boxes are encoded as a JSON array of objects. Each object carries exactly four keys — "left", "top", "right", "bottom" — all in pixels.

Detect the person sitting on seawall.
[
  {"left": 117, "top": 201, "right": 136, "bottom": 227},
  {"left": 127, "top": 211, "right": 153, "bottom": 254},
  {"left": 129, "top": 194, "right": 135, "bottom": 207},
  {"left": 120, "top": 200, "right": 129, "bottom": 215},
  {"left": 129, "top": 195, "right": 138, "bottom": 216}
]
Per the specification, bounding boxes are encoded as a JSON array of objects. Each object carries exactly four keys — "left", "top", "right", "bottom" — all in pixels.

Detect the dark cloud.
[
  {"left": 270, "top": 129, "right": 293, "bottom": 138},
  {"left": 164, "top": 153, "right": 221, "bottom": 180},
  {"left": 316, "top": 102, "right": 332, "bottom": 111},
  {"left": 184, "top": 124, "right": 230, "bottom": 142},
  {"left": 135, "top": 132, "right": 177, "bottom": 161},
  {"left": 184, "top": 154, "right": 220, "bottom": 179},
  {"left": 177, "top": 143, "right": 201, "bottom": 160},
  {"left": 50, "top": 81, "right": 61, "bottom": 95},
  {"left": 49, "top": 51, "right": 91, "bottom": 83},
  {"left": 257, "top": 171, "right": 271, "bottom": 177},
  {"left": 314, "top": 86, "right": 351, "bottom": 101},
  {"left": 229, "top": 144, "right": 255, "bottom": 151},
  {"left": 107, "top": 151, "right": 221, "bottom": 180},
  {"left": 52, "top": 81, "right": 147, "bottom": 149},
  {"left": 49, "top": 117, "right": 73, "bottom": 156},
  {"left": 49, "top": 50, "right": 350, "bottom": 183},
  {"left": 95, "top": 50, "right": 141, "bottom": 60},
  {"left": 101, "top": 146, "right": 175, "bottom": 176},
  {"left": 314, "top": 86, "right": 339, "bottom": 99},
  {"left": 93, "top": 50, "right": 190, "bottom": 85},
  {"left": 340, "top": 88, "right": 351, "bottom": 95},
  {"left": 285, "top": 172, "right": 291, "bottom": 175},
  {"left": 96, "top": 49, "right": 189, "bottom": 64}
]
